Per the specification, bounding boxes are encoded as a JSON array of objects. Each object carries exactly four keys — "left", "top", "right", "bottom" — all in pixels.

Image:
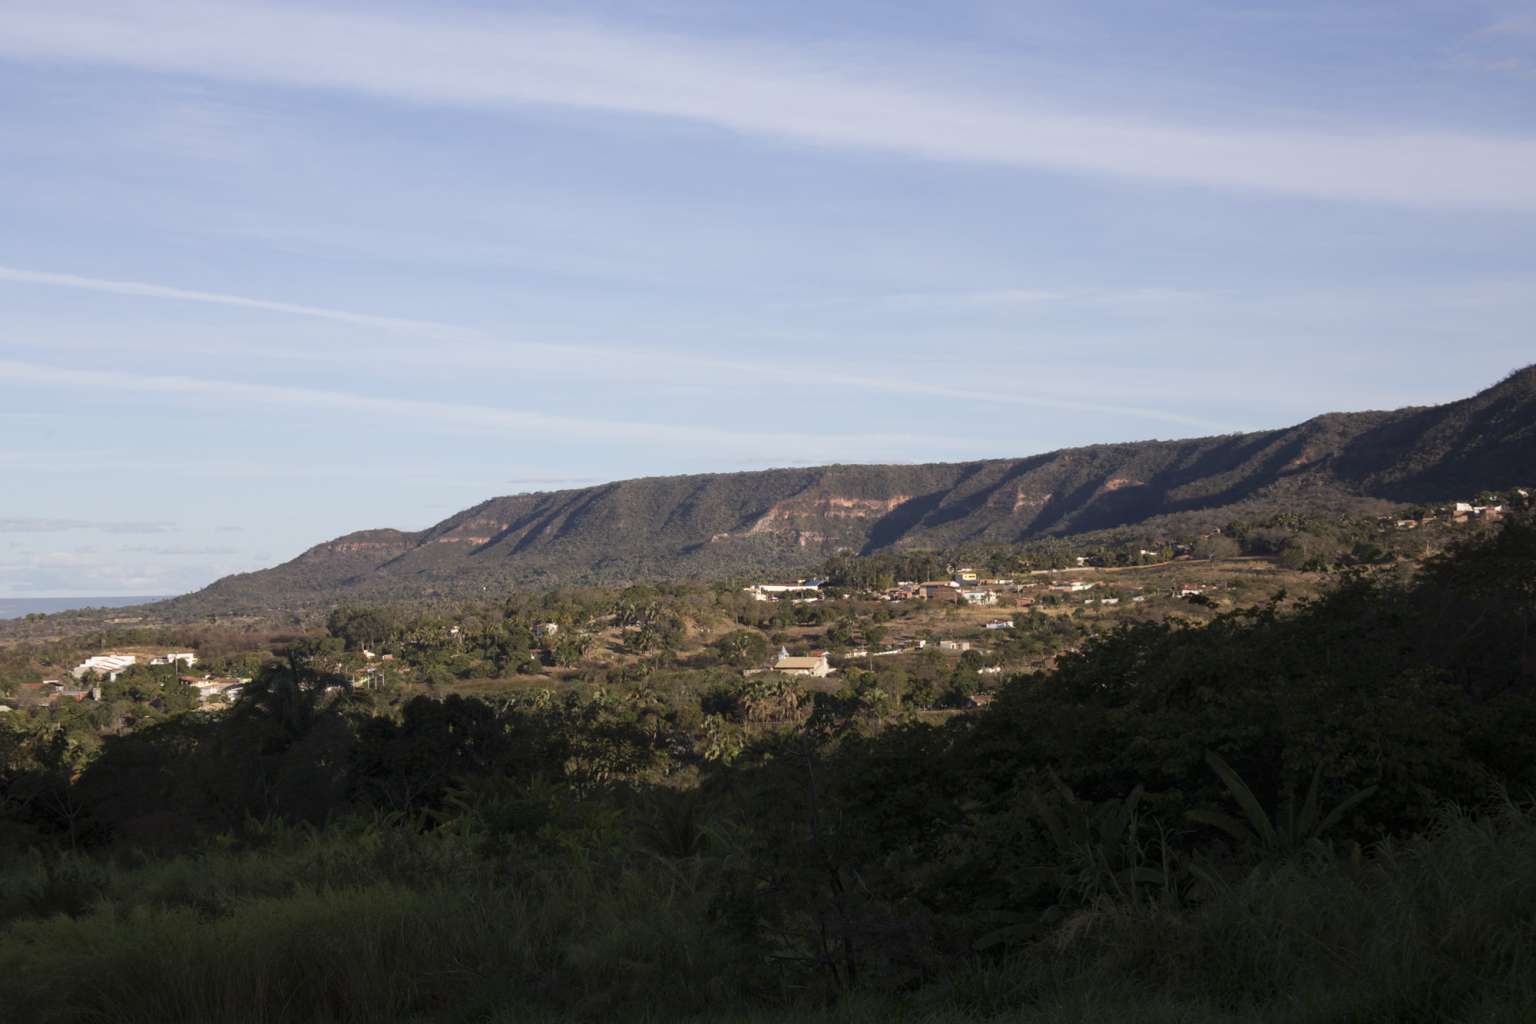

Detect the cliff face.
[{"left": 175, "top": 369, "right": 1536, "bottom": 609}]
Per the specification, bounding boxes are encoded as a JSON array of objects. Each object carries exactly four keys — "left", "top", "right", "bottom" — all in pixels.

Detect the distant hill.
[
  {"left": 0, "top": 596, "right": 171, "bottom": 620},
  {"left": 171, "top": 367, "right": 1536, "bottom": 612}
]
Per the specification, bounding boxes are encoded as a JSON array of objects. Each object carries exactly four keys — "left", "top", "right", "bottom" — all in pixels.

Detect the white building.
[
  {"left": 150, "top": 652, "right": 198, "bottom": 667},
  {"left": 191, "top": 679, "right": 243, "bottom": 704},
  {"left": 773, "top": 649, "right": 833, "bottom": 677},
  {"left": 960, "top": 589, "right": 999, "bottom": 606},
  {"left": 71, "top": 654, "right": 136, "bottom": 680},
  {"left": 746, "top": 579, "right": 825, "bottom": 601}
]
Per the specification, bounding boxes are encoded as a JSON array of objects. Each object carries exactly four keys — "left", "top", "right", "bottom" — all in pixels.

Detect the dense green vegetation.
[{"left": 2, "top": 517, "right": 1534, "bottom": 1021}]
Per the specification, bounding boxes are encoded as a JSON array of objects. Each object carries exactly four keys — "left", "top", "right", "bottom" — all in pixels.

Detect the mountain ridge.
[{"left": 172, "top": 367, "right": 1536, "bottom": 611}]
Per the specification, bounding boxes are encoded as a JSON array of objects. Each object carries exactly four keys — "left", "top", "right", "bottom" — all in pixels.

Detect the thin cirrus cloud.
[
  {"left": 0, "top": 517, "right": 174, "bottom": 534},
  {"left": 0, "top": 358, "right": 970, "bottom": 458},
  {"left": 1, "top": 2, "right": 1534, "bottom": 209},
  {"left": 0, "top": 448, "right": 547, "bottom": 490},
  {"left": 0, "top": 265, "right": 1230, "bottom": 429},
  {"left": 0, "top": 266, "right": 479, "bottom": 343},
  {"left": 1481, "top": 14, "right": 1536, "bottom": 36}
]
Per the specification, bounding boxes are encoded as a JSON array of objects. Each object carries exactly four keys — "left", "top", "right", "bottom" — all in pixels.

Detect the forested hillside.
[{"left": 171, "top": 366, "right": 1536, "bottom": 611}]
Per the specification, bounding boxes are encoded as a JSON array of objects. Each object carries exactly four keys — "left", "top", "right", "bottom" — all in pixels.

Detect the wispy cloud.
[
  {"left": 1463, "top": 55, "right": 1536, "bottom": 78},
  {"left": 863, "top": 286, "right": 1213, "bottom": 312},
  {"left": 122, "top": 544, "right": 238, "bottom": 556},
  {"left": 0, "top": 265, "right": 478, "bottom": 342},
  {"left": 1, "top": 2, "right": 1533, "bottom": 209},
  {"left": 505, "top": 477, "right": 604, "bottom": 489},
  {"left": 1481, "top": 14, "right": 1536, "bottom": 37},
  {"left": 0, "top": 266, "right": 1230, "bottom": 428},
  {"left": 873, "top": 288, "right": 1075, "bottom": 310},
  {"left": 0, "top": 447, "right": 593, "bottom": 488},
  {"left": 0, "top": 358, "right": 969, "bottom": 458},
  {"left": 0, "top": 517, "right": 173, "bottom": 534},
  {"left": 1452, "top": 10, "right": 1536, "bottom": 79}
]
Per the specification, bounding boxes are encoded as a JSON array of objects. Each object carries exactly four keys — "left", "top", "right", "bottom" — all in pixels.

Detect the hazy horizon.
[{"left": 0, "top": 595, "right": 173, "bottom": 619}]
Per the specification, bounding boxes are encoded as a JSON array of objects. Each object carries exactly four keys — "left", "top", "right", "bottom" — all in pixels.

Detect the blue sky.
[{"left": 1, "top": 0, "right": 1534, "bottom": 597}]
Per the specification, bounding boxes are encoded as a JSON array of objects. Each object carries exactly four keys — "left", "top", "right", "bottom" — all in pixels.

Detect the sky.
[{"left": 1, "top": 1, "right": 1534, "bottom": 597}]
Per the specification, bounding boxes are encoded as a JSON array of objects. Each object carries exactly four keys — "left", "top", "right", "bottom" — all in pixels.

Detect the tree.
[
  {"left": 824, "top": 620, "right": 855, "bottom": 648},
  {"left": 626, "top": 616, "right": 684, "bottom": 655},
  {"left": 716, "top": 629, "right": 770, "bottom": 668},
  {"left": 549, "top": 632, "right": 594, "bottom": 667},
  {"left": 326, "top": 607, "right": 395, "bottom": 651},
  {"left": 1192, "top": 534, "right": 1240, "bottom": 560}
]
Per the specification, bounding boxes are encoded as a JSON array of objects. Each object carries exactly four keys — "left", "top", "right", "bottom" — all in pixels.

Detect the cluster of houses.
[
  {"left": 1, "top": 650, "right": 247, "bottom": 711},
  {"left": 884, "top": 572, "right": 1187, "bottom": 607},
  {"left": 746, "top": 565, "right": 1222, "bottom": 621},
  {"left": 908, "top": 580, "right": 1001, "bottom": 606},
  {"left": 1390, "top": 491, "right": 1528, "bottom": 530},
  {"left": 880, "top": 571, "right": 1012, "bottom": 606},
  {"left": 749, "top": 565, "right": 1206, "bottom": 608},
  {"left": 732, "top": 563, "right": 1237, "bottom": 686},
  {"left": 1451, "top": 502, "right": 1506, "bottom": 523},
  {"left": 747, "top": 569, "right": 1022, "bottom": 607},
  {"left": 746, "top": 569, "right": 1031, "bottom": 607},
  {"left": 761, "top": 633, "right": 1010, "bottom": 677}
]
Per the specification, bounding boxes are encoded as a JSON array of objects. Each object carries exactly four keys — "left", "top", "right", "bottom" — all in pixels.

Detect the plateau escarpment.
[{"left": 167, "top": 368, "right": 1536, "bottom": 611}]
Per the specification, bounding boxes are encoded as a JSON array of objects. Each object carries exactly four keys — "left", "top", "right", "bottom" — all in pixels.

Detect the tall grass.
[
  {"left": 942, "top": 801, "right": 1536, "bottom": 1023},
  {"left": 2, "top": 805, "right": 1534, "bottom": 1023},
  {"left": 0, "top": 822, "right": 753, "bottom": 1023}
]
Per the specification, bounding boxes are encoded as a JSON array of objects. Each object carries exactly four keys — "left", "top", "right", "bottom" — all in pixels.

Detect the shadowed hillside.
[{"left": 171, "top": 367, "right": 1536, "bottom": 611}]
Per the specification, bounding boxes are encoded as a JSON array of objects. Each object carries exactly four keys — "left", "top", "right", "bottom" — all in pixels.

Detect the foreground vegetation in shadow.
[{"left": 3, "top": 521, "right": 1535, "bottom": 1022}]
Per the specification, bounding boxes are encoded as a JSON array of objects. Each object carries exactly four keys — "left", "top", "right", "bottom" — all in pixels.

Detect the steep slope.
[
  {"left": 173, "top": 368, "right": 1536, "bottom": 610},
  {"left": 1334, "top": 365, "right": 1536, "bottom": 496}
]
